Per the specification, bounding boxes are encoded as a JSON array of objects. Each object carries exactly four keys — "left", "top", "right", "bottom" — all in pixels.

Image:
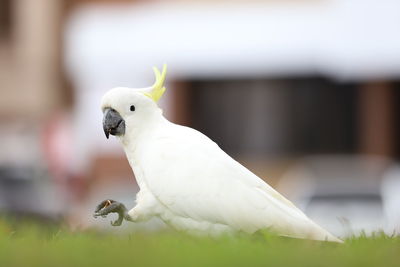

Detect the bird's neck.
[
  {"left": 119, "top": 112, "right": 170, "bottom": 187},
  {"left": 120, "top": 111, "right": 169, "bottom": 153}
]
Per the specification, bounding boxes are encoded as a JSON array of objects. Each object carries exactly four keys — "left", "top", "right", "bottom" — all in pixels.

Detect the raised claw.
[{"left": 93, "top": 199, "right": 128, "bottom": 226}]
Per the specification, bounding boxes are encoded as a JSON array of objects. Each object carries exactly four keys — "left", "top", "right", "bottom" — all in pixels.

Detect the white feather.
[{"left": 101, "top": 86, "right": 342, "bottom": 242}]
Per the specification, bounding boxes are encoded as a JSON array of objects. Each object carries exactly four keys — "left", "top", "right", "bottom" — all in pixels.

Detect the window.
[{"left": 190, "top": 78, "right": 358, "bottom": 157}]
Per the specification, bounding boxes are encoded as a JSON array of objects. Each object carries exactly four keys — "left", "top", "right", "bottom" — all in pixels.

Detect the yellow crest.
[{"left": 143, "top": 64, "right": 167, "bottom": 102}]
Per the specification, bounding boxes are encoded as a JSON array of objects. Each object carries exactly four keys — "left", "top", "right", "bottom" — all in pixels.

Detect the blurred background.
[{"left": 0, "top": 0, "right": 400, "bottom": 238}]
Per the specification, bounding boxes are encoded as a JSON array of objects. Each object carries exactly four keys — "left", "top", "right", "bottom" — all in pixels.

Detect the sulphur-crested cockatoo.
[{"left": 94, "top": 65, "right": 341, "bottom": 242}]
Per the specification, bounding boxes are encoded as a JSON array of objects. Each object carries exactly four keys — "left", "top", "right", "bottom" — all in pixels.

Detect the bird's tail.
[{"left": 304, "top": 220, "right": 343, "bottom": 243}]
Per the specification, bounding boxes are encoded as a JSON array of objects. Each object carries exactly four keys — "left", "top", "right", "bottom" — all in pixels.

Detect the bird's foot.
[{"left": 93, "top": 199, "right": 128, "bottom": 226}]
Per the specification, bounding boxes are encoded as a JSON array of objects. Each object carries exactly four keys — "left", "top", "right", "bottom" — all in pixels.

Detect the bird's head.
[{"left": 100, "top": 64, "right": 167, "bottom": 139}]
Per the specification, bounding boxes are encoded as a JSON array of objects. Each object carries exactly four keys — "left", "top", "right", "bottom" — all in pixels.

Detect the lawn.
[{"left": 0, "top": 219, "right": 399, "bottom": 267}]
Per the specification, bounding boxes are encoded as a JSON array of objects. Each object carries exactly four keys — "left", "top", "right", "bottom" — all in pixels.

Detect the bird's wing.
[{"left": 140, "top": 125, "right": 338, "bottom": 241}]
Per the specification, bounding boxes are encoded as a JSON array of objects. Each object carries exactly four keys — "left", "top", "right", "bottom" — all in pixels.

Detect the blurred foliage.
[{"left": 0, "top": 218, "right": 399, "bottom": 267}]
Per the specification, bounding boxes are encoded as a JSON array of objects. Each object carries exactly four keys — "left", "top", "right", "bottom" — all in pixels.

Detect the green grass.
[{"left": 0, "top": 219, "right": 399, "bottom": 267}]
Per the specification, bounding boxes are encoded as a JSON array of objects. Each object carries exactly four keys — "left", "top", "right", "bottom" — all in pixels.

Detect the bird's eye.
[{"left": 130, "top": 105, "right": 135, "bottom": 112}]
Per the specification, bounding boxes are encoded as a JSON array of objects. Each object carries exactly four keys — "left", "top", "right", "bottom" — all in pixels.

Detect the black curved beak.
[{"left": 103, "top": 108, "right": 125, "bottom": 139}]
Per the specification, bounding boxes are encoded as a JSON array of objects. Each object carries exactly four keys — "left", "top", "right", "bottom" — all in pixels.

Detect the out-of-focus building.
[
  {"left": 64, "top": 0, "right": 400, "bottom": 180},
  {"left": 0, "top": 0, "right": 400, "bottom": 235}
]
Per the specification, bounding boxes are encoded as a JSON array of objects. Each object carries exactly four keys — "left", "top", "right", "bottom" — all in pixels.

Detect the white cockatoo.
[{"left": 94, "top": 65, "right": 341, "bottom": 242}]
